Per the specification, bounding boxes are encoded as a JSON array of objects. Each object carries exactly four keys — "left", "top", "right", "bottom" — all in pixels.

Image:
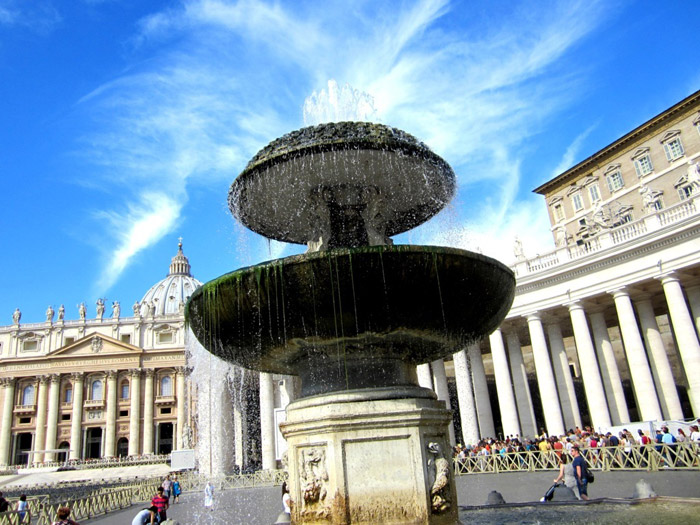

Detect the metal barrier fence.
[
  {"left": 0, "top": 469, "right": 286, "bottom": 524},
  {"left": 453, "top": 442, "right": 700, "bottom": 475},
  {"left": 0, "top": 454, "right": 171, "bottom": 475}
]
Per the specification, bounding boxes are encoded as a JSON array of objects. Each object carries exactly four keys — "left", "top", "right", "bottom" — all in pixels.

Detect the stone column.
[
  {"left": 526, "top": 314, "right": 565, "bottom": 436},
  {"left": 611, "top": 289, "right": 663, "bottom": 422},
  {"left": 467, "top": 343, "right": 496, "bottom": 438},
  {"left": 686, "top": 285, "right": 700, "bottom": 336},
  {"left": 568, "top": 302, "right": 612, "bottom": 429},
  {"left": 588, "top": 312, "right": 629, "bottom": 425},
  {"left": 489, "top": 329, "right": 520, "bottom": 438},
  {"left": 660, "top": 274, "right": 700, "bottom": 414},
  {"left": 431, "top": 359, "right": 456, "bottom": 446},
  {"left": 69, "top": 372, "right": 85, "bottom": 460},
  {"left": 260, "top": 372, "right": 276, "bottom": 470},
  {"left": 33, "top": 376, "right": 49, "bottom": 464},
  {"left": 128, "top": 369, "right": 141, "bottom": 456},
  {"left": 142, "top": 369, "right": 155, "bottom": 455},
  {"left": 44, "top": 374, "right": 60, "bottom": 462},
  {"left": 0, "top": 378, "right": 16, "bottom": 466},
  {"left": 416, "top": 364, "right": 433, "bottom": 390},
  {"left": 546, "top": 322, "right": 582, "bottom": 430},
  {"left": 635, "top": 298, "right": 684, "bottom": 420},
  {"left": 453, "top": 348, "right": 479, "bottom": 445},
  {"left": 104, "top": 371, "right": 118, "bottom": 457},
  {"left": 175, "top": 367, "right": 186, "bottom": 450},
  {"left": 505, "top": 331, "right": 537, "bottom": 438}
]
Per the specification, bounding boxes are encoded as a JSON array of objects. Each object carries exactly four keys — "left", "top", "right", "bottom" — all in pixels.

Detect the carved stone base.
[{"left": 280, "top": 386, "right": 458, "bottom": 524}]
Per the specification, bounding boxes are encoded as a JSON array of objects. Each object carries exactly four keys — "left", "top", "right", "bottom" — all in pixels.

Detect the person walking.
[
  {"left": 553, "top": 454, "right": 577, "bottom": 492},
  {"left": 171, "top": 477, "right": 182, "bottom": 504},
  {"left": 16, "top": 494, "right": 29, "bottom": 523},
  {"left": 162, "top": 475, "right": 172, "bottom": 502},
  {"left": 204, "top": 481, "right": 214, "bottom": 511},
  {"left": 571, "top": 445, "right": 590, "bottom": 501},
  {"left": 151, "top": 487, "right": 169, "bottom": 522},
  {"left": 131, "top": 505, "right": 158, "bottom": 525},
  {"left": 51, "top": 507, "right": 80, "bottom": 525}
]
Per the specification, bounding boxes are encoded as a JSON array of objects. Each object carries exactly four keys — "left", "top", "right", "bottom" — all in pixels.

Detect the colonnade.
[
  {"left": 442, "top": 273, "right": 699, "bottom": 444},
  {"left": 0, "top": 367, "right": 188, "bottom": 466}
]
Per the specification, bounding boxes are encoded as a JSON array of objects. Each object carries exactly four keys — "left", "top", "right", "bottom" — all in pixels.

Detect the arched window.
[
  {"left": 91, "top": 380, "right": 103, "bottom": 401},
  {"left": 64, "top": 386, "right": 72, "bottom": 404},
  {"left": 160, "top": 376, "right": 172, "bottom": 397},
  {"left": 21, "top": 385, "right": 35, "bottom": 405},
  {"left": 120, "top": 381, "right": 129, "bottom": 400}
]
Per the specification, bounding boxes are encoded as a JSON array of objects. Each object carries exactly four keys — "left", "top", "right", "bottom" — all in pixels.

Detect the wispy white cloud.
[
  {"left": 0, "top": 0, "right": 61, "bottom": 33},
  {"left": 94, "top": 192, "right": 182, "bottom": 293},
  {"left": 77, "top": 0, "right": 619, "bottom": 289},
  {"left": 550, "top": 124, "right": 598, "bottom": 178}
]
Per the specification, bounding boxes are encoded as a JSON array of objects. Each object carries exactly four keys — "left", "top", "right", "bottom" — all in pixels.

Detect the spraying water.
[{"left": 302, "top": 80, "right": 379, "bottom": 126}]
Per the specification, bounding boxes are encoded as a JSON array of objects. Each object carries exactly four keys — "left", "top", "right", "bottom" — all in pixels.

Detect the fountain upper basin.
[
  {"left": 186, "top": 245, "right": 514, "bottom": 396},
  {"left": 228, "top": 122, "right": 456, "bottom": 245}
]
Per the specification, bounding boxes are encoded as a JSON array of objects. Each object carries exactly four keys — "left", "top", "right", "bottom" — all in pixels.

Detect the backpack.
[{"left": 584, "top": 460, "right": 595, "bottom": 483}]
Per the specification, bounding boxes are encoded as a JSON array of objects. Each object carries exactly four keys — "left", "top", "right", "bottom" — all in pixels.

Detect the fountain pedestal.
[{"left": 281, "top": 387, "right": 457, "bottom": 525}]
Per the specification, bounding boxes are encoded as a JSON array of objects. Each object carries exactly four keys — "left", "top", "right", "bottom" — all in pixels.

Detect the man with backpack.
[{"left": 571, "top": 445, "right": 590, "bottom": 500}]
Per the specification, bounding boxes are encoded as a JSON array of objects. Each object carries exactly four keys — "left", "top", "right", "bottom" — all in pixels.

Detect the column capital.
[
  {"left": 607, "top": 287, "right": 631, "bottom": 299},
  {"left": 143, "top": 368, "right": 156, "bottom": 378},
  {"left": 0, "top": 377, "right": 15, "bottom": 388},
  {"left": 106, "top": 370, "right": 118, "bottom": 380},
  {"left": 129, "top": 368, "right": 142, "bottom": 377},
  {"left": 657, "top": 272, "right": 680, "bottom": 286},
  {"left": 523, "top": 312, "right": 542, "bottom": 322},
  {"left": 38, "top": 375, "right": 50, "bottom": 385},
  {"left": 175, "top": 366, "right": 187, "bottom": 376},
  {"left": 49, "top": 374, "right": 61, "bottom": 384},
  {"left": 566, "top": 300, "right": 586, "bottom": 312},
  {"left": 70, "top": 371, "right": 85, "bottom": 382}
]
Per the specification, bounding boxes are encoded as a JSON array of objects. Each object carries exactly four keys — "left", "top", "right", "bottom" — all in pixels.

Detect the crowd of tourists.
[{"left": 453, "top": 419, "right": 700, "bottom": 463}]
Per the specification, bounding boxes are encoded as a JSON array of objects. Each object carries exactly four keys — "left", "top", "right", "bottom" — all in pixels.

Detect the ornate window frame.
[
  {"left": 604, "top": 164, "right": 624, "bottom": 193},
  {"left": 660, "top": 130, "right": 685, "bottom": 162},
  {"left": 631, "top": 147, "right": 654, "bottom": 177}
]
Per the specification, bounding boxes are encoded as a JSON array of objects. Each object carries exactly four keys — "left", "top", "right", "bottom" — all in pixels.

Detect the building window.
[
  {"left": 571, "top": 193, "right": 584, "bottom": 212},
  {"left": 19, "top": 417, "right": 32, "bottom": 425},
  {"left": 120, "top": 334, "right": 131, "bottom": 344},
  {"left": 588, "top": 184, "right": 601, "bottom": 203},
  {"left": 64, "top": 387, "right": 72, "bottom": 404},
  {"left": 553, "top": 204, "right": 565, "bottom": 221},
  {"left": 160, "top": 376, "right": 172, "bottom": 396},
  {"left": 678, "top": 184, "right": 696, "bottom": 201},
  {"left": 161, "top": 408, "right": 172, "bottom": 415},
  {"left": 119, "top": 409, "right": 129, "bottom": 417},
  {"left": 61, "top": 414, "right": 71, "bottom": 421},
  {"left": 606, "top": 170, "right": 624, "bottom": 192},
  {"left": 120, "top": 381, "right": 129, "bottom": 400},
  {"left": 21, "top": 385, "right": 35, "bottom": 405},
  {"left": 157, "top": 331, "right": 174, "bottom": 344},
  {"left": 661, "top": 133, "right": 684, "bottom": 161},
  {"left": 91, "top": 380, "right": 103, "bottom": 401},
  {"left": 22, "top": 340, "right": 38, "bottom": 352},
  {"left": 64, "top": 337, "right": 75, "bottom": 345},
  {"left": 617, "top": 213, "right": 633, "bottom": 224},
  {"left": 633, "top": 155, "right": 653, "bottom": 176}
]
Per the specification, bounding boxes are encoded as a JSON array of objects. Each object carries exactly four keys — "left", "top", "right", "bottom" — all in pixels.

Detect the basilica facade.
[{"left": 0, "top": 243, "right": 200, "bottom": 467}]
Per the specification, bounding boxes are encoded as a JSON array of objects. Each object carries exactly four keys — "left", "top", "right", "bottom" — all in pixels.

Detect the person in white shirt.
[{"left": 132, "top": 506, "right": 157, "bottom": 525}]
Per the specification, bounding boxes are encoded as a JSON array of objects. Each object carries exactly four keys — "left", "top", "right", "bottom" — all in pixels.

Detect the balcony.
[
  {"left": 13, "top": 404, "right": 36, "bottom": 414},
  {"left": 84, "top": 399, "right": 105, "bottom": 409},
  {"left": 512, "top": 194, "right": 699, "bottom": 278},
  {"left": 155, "top": 395, "right": 175, "bottom": 405}
]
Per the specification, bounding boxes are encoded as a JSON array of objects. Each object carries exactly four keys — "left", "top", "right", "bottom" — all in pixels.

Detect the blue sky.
[{"left": 1, "top": 0, "right": 699, "bottom": 324}]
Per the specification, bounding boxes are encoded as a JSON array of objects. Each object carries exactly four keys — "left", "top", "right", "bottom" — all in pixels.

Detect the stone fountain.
[{"left": 187, "top": 121, "right": 515, "bottom": 524}]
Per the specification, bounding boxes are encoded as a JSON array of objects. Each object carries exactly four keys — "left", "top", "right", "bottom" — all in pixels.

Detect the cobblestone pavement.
[{"left": 83, "top": 470, "right": 700, "bottom": 524}]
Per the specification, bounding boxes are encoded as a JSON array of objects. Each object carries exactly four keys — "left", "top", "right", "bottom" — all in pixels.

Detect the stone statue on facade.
[
  {"left": 687, "top": 160, "right": 700, "bottom": 190},
  {"left": 427, "top": 442, "right": 451, "bottom": 514},
  {"left": 112, "top": 301, "right": 120, "bottom": 319},
  {"left": 96, "top": 298, "right": 106, "bottom": 320},
  {"left": 639, "top": 183, "right": 663, "bottom": 213},
  {"left": 513, "top": 236, "right": 525, "bottom": 261},
  {"left": 133, "top": 300, "right": 141, "bottom": 317},
  {"left": 148, "top": 301, "right": 156, "bottom": 317},
  {"left": 554, "top": 225, "right": 569, "bottom": 247},
  {"left": 178, "top": 300, "right": 185, "bottom": 315},
  {"left": 591, "top": 202, "right": 611, "bottom": 231},
  {"left": 46, "top": 305, "right": 54, "bottom": 323},
  {"left": 12, "top": 308, "right": 21, "bottom": 325},
  {"left": 57, "top": 304, "right": 65, "bottom": 321},
  {"left": 78, "top": 302, "right": 87, "bottom": 320}
]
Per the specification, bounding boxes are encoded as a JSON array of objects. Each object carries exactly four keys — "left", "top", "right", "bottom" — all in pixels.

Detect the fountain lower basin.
[{"left": 186, "top": 245, "right": 514, "bottom": 396}]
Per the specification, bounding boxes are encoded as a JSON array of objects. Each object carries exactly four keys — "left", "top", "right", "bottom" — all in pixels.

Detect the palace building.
[{"left": 1, "top": 90, "right": 699, "bottom": 471}]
